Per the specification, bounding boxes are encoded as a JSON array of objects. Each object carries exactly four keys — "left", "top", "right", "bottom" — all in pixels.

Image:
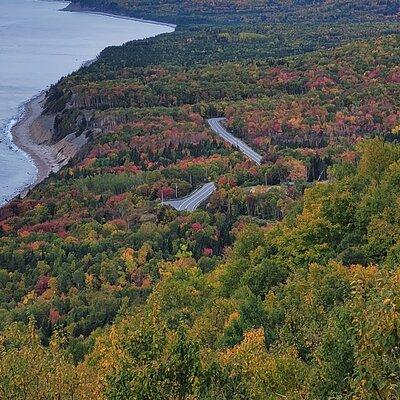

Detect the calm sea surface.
[{"left": 0, "top": 0, "right": 173, "bottom": 205}]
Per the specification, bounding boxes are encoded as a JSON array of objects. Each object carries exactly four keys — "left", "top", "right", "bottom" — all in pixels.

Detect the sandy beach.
[{"left": 11, "top": 93, "right": 61, "bottom": 187}]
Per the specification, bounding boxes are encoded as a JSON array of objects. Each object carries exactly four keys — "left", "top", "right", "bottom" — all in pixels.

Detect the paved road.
[
  {"left": 163, "top": 182, "right": 216, "bottom": 212},
  {"left": 207, "top": 118, "right": 262, "bottom": 165},
  {"left": 163, "top": 118, "right": 261, "bottom": 212}
]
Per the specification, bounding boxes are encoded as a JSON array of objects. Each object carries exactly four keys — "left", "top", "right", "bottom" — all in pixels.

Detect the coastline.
[
  {"left": 61, "top": 3, "right": 177, "bottom": 29},
  {"left": 2, "top": 1, "right": 176, "bottom": 207},
  {"left": 10, "top": 93, "right": 60, "bottom": 188}
]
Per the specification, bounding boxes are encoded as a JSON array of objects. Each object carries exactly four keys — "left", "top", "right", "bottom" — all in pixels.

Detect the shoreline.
[
  {"left": 2, "top": 1, "right": 176, "bottom": 207},
  {"left": 61, "top": 3, "right": 177, "bottom": 29},
  {"left": 10, "top": 93, "right": 60, "bottom": 188}
]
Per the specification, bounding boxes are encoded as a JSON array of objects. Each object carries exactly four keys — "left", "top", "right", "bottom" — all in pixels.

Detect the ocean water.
[{"left": 0, "top": 0, "right": 173, "bottom": 205}]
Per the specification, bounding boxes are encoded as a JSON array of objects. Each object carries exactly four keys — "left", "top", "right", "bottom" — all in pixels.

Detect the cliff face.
[
  {"left": 31, "top": 101, "right": 89, "bottom": 176},
  {"left": 44, "top": 90, "right": 125, "bottom": 145}
]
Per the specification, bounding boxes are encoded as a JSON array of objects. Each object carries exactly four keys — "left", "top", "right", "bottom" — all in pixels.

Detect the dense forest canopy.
[
  {"left": 0, "top": 0, "right": 399, "bottom": 398},
  {"left": 69, "top": 0, "right": 400, "bottom": 24}
]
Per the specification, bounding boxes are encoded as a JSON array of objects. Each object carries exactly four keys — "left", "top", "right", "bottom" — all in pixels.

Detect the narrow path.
[
  {"left": 163, "top": 182, "right": 216, "bottom": 212},
  {"left": 207, "top": 118, "right": 262, "bottom": 165}
]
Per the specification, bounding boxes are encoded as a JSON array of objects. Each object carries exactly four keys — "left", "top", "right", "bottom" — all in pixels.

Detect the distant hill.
[{"left": 67, "top": 0, "right": 400, "bottom": 24}]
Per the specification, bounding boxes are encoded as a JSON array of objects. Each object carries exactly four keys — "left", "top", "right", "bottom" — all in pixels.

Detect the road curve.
[
  {"left": 163, "top": 118, "right": 260, "bottom": 212},
  {"left": 163, "top": 182, "right": 216, "bottom": 212},
  {"left": 207, "top": 118, "right": 262, "bottom": 165}
]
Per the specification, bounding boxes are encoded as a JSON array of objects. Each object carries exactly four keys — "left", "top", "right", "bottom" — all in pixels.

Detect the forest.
[
  {"left": 0, "top": 0, "right": 399, "bottom": 398},
  {"left": 69, "top": 0, "right": 400, "bottom": 25}
]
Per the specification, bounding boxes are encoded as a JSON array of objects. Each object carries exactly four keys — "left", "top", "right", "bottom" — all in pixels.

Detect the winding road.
[
  {"left": 163, "top": 118, "right": 262, "bottom": 211},
  {"left": 207, "top": 118, "right": 262, "bottom": 165},
  {"left": 163, "top": 182, "right": 216, "bottom": 212}
]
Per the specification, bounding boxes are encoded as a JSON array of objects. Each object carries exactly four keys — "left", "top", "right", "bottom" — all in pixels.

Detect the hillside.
[
  {"left": 67, "top": 0, "right": 400, "bottom": 24},
  {"left": 0, "top": 0, "right": 399, "bottom": 398}
]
